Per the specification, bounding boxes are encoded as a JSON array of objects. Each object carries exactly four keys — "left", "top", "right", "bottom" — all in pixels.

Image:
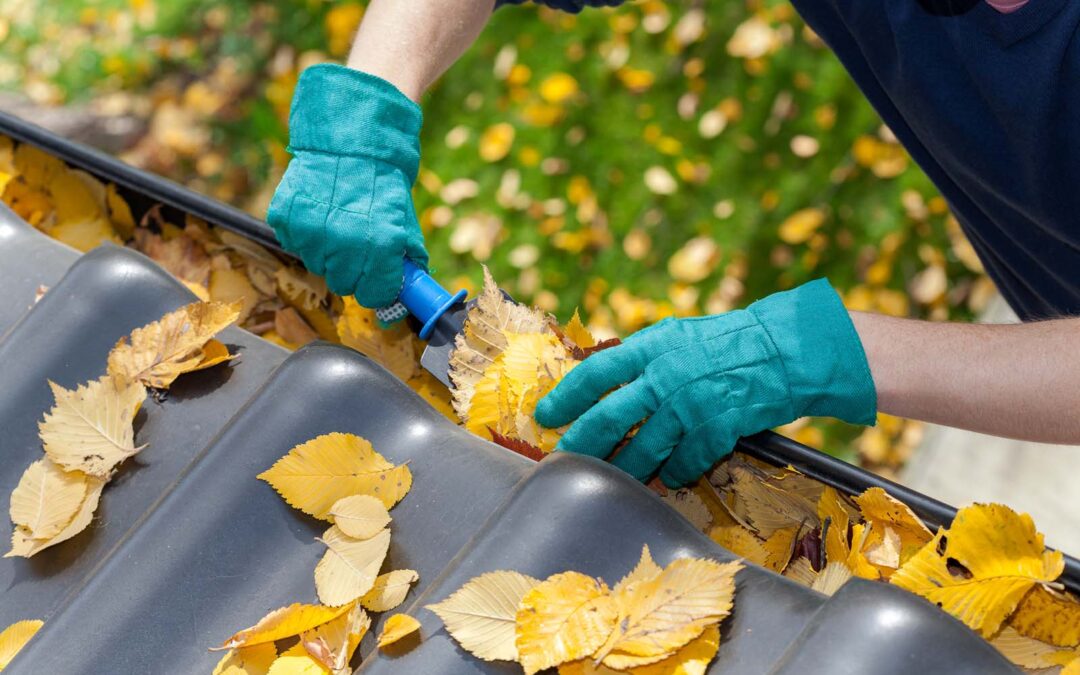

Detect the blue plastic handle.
[{"left": 399, "top": 259, "right": 468, "bottom": 340}]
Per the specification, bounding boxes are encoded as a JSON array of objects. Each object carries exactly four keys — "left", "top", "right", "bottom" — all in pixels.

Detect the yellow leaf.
[
  {"left": 328, "top": 494, "right": 391, "bottom": 540},
  {"left": 314, "top": 526, "right": 391, "bottom": 607},
  {"left": 6, "top": 475, "right": 104, "bottom": 558},
  {"left": 539, "top": 73, "right": 579, "bottom": 104},
  {"left": 275, "top": 267, "right": 328, "bottom": 313},
  {"left": 49, "top": 215, "right": 122, "bottom": 253},
  {"left": 218, "top": 602, "right": 355, "bottom": 650},
  {"left": 1008, "top": 586, "right": 1080, "bottom": 647},
  {"left": 190, "top": 338, "right": 235, "bottom": 373},
  {"left": 209, "top": 267, "right": 258, "bottom": 324},
  {"left": 854, "top": 487, "right": 932, "bottom": 562},
  {"left": 761, "top": 526, "right": 799, "bottom": 573},
  {"left": 597, "top": 559, "right": 740, "bottom": 671},
  {"left": 991, "top": 626, "right": 1073, "bottom": 670},
  {"left": 562, "top": 309, "right": 596, "bottom": 349},
  {"left": 558, "top": 624, "right": 720, "bottom": 675},
  {"left": 613, "top": 545, "right": 662, "bottom": 595},
  {"left": 360, "top": 569, "right": 419, "bottom": 613},
  {"left": 275, "top": 308, "right": 319, "bottom": 348},
  {"left": 9, "top": 458, "right": 88, "bottom": 540},
  {"left": 336, "top": 298, "right": 418, "bottom": 382},
  {"left": 14, "top": 143, "right": 64, "bottom": 187},
  {"left": 778, "top": 208, "right": 826, "bottom": 245},
  {"left": 479, "top": 123, "right": 515, "bottom": 163},
  {"left": 709, "top": 525, "right": 768, "bottom": 567},
  {"left": 377, "top": 614, "right": 421, "bottom": 648},
  {"left": 105, "top": 183, "right": 136, "bottom": 239},
  {"left": 107, "top": 301, "right": 240, "bottom": 389},
  {"left": 811, "top": 561, "right": 854, "bottom": 596},
  {"left": 38, "top": 375, "right": 146, "bottom": 478},
  {"left": 408, "top": 369, "right": 457, "bottom": 421},
  {"left": 449, "top": 267, "right": 548, "bottom": 418},
  {"left": 300, "top": 603, "right": 369, "bottom": 673},
  {"left": 266, "top": 643, "right": 329, "bottom": 675},
  {"left": 465, "top": 332, "right": 573, "bottom": 452},
  {"left": 427, "top": 570, "right": 540, "bottom": 662},
  {"left": 0, "top": 620, "right": 43, "bottom": 670},
  {"left": 258, "top": 433, "right": 412, "bottom": 517},
  {"left": 212, "top": 643, "right": 277, "bottom": 675},
  {"left": 891, "top": 504, "right": 1064, "bottom": 637},
  {"left": 515, "top": 571, "right": 618, "bottom": 675},
  {"left": 667, "top": 237, "right": 718, "bottom": 283}
]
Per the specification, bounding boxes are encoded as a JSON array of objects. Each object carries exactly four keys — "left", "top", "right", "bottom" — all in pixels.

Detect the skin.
[{"left": 341, "top": 0, "right": 1080, "bottom": 444}]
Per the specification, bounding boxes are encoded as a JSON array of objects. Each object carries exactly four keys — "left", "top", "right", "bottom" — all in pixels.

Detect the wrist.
[
  {"left": 288, "top": 64, "right": 423, "bottom": 183},
  {"left": 747, "top": 279, "right": 877, "bottom": 425}
]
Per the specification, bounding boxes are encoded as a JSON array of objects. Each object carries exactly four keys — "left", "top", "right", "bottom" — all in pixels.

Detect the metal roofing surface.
[{"left": 0, "top": 203, "right": 1020, "bottom": 675}]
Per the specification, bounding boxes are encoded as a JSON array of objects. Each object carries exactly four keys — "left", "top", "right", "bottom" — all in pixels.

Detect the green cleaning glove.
[
  {"left": 267, "top": 64, "right": 428, "bottom": 309},
  {"left": 534, "top": 279, "right": 877, "bottom": 487}
]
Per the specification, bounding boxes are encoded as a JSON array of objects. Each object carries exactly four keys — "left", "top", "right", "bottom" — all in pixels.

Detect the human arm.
[
  {"left": 266, "top": 0, "right": 496, "bottom": 310},
  {"left": 346, "top": 0, "right": 495, "bottom": 102},
  {"left": 851, "top": 312, "right": 1080, "bottom": 444},
  {"left": 536, "top": 279, "right": 1080, "bottom": 488}
]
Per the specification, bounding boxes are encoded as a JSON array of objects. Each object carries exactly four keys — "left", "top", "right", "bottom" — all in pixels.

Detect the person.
[{"left": 267, "top": 0, "right": 1080, "bottom": 487}]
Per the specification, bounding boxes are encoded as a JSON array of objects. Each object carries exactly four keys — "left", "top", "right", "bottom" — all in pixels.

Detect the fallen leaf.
[
  {"left": 107, "top": 300, "right": 240, "bottom": 388},
  {"left": 854, "top": 487, "right": 932, "bottom": 561},
  {"left": 778, "top": 208, "right": 826, "bottom": 245},
  {"left": 328, "top": 494, "right": 391, "bottom": 540},
  {"left": 427, "top": 570, "right": 540, "bottom": 662},
  {"left": 9, "top": 458, "right": 88, "bottom": 540},
  {"left": 597, "top": 558, "right": 740, "bottom": 670},
  {"left": 377, "top": 614, "right": 421, "bottom": 648},
  {"left": 265, "top": 643, "right": 328, "bottom": 675},
  {"left": 449, "top": 267, "right": 548, "bottom": 418},
  {"left": 218, "top": 602, "right": 354, "bottom": 650},
  {"left": 38, "top": 375, "right": 146, "bottom": 478},
  {"left": 212, "top": 643, "right": 278, "bottom": 675},
  {"left": 336, "top": 298, "right": 418, "bottom": 382},
  {"left": 258, "top": 432, "right": 412, "bottom": 517},
  {"left": 6, "top": 475, "right": 105, "bottom": 558},
  {"left": 209, "top": 267, "right": 259, "bottom": 324},
  {"left": 0, "top": 620, "right": 43, "bottom": 670},
  {"left": 891, "top": 504, "right": 1064, "bottom": 637},
  {"left": 1008, "top": 585, "right": 1080, "bottom": 648},
  {"left": 515, "top": 571, "right": 618, "bottom": 675},
  {"left": 558, "top": 624, "right": 720, "bottom": 675},
  {"left": 314, "top": 526, "right": 391, "bottom": 607},
  {"left": 300, "top": 603, "right": 368, "bottom": 673},
  {"left": 360, "top": 569, "right": 419, "bottom": 612},
  {"left": 274, "top": 307, "right": 318, "bottom": 348},
  {"left": 811, "top": 561, "right": 854, "bottom": 596}
]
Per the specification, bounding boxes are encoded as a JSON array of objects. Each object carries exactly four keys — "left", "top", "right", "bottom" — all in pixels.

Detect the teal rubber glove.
[
  {"left": 534, "top": 279, "right": 877, "bottom": 487},
  {"left": 267, "top": 64, "right": 428, "bottom": 309}
]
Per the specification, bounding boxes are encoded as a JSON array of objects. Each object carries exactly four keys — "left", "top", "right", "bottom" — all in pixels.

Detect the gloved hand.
[
  {"left": 267, "top": 64, "right": 428, "bottom": 309},
  {"left": 534, "top": 279, "right": 877, "bottom": 487}
]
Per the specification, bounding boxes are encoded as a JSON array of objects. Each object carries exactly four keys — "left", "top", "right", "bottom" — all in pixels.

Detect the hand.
[
  {"left": 267, "top": 64, "right": 428, "bottom": 309},
  {"left": 535, "top": 280, "right": 877, "bottom": 487}
]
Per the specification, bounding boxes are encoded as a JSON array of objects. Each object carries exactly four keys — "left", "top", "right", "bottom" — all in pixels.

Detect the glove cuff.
[
  {"left": 747, "top": 279, "right": 877, "bottom": 426},
  {"left": 288, "top": 64, "right": 423, "bottom": 184}
]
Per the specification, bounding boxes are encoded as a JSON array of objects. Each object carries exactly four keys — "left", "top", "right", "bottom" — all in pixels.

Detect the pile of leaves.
[
  {"left": 0, "top": 133, "right": 456, "bottom": 422},
  {"left": 450, "top": 267, "right": 618, "bottom": 457},
  {"left": 658, "top": 454, "right": 1080, "bottom": 674},
  {"left": 210, "top": 431, "right": 420, "bottom": 673},
  {"left": 427, "top": 545, "right": 740, "bottom": 674},
  {"left": 7, "top": 300, "right": 238, "bottom": 558}
]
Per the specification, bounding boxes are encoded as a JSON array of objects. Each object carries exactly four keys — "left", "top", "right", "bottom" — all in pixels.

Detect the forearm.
[
  {"left": 347, "top": 0, "right": 494, "bottom": 101},
  {"left": 850, "top": 312, "right": 1080, "bottom": 444}
]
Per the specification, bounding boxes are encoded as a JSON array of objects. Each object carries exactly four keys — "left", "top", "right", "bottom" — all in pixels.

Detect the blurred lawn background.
[{"left": 0, "top": 0, "right": 996, "bottom": 472}]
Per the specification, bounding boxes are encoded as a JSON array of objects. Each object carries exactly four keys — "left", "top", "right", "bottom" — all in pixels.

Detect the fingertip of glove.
[{"left": 533, "top": 395, "right": 564, "bottom": 428}]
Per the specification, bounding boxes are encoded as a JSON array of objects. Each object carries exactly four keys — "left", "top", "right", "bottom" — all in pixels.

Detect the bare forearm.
[
  {"left": 850, "top": 312, "right": 1080, "bottom": 444},
  {"left": 346, "top": 0, "right": 494, "bottom": 101}
]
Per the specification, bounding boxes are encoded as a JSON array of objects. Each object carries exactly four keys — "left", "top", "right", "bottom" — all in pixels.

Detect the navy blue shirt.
[{"left": 501, "top": 0, "right": 1080, "bottom": 320}]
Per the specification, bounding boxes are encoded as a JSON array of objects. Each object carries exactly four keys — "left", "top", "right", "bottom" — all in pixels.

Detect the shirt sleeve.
[{"left": 495, "top": 0, "right": 625, "bottom": 13}]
